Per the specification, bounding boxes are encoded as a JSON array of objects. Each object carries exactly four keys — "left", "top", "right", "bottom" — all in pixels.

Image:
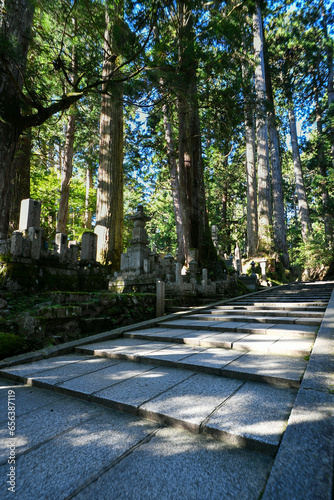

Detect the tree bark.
[
  {"left": 253, "top": 4, "right": 272, "bottom": 253},
  {"left": 95, "top": 2, "right": 124, "bottom": 270},
  {"left": 176, "top": 1, "right": 216, "bottom": 267},
  {"left": 85, "top": 166, "right": 93, "bottom": 230},
  {"left": 0, "top": 0, "right": 35, "bottom": 238},
  {"left": 264, "top": 41, "right": 289, "bottom": 267},
  {"left": 9, "top": 130, "right": 31, "bottom": 232},
  {"left": 314, "top": 82, "right": 332, "bottom": 245},
  {"left": 162, "top": 100, "right": 185, "bottom": 264},
  {"left": 288, "top": 103, "right": 312, "bottom": 242},
  {"left": 241, "top": 50, "right": 258, "bottom": 256},
  {"left": 56, "top": 111, "right": 76, "bottom": 234}
]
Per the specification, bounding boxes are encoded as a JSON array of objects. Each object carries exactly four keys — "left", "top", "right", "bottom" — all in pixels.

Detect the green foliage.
[{"left": 0, "top": 332, "right": 26, "bottom": 360}]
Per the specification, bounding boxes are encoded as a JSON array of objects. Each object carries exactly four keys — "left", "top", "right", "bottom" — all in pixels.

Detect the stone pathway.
[{"left": 0, "top": 282, "right": 333, "bottom": 499}]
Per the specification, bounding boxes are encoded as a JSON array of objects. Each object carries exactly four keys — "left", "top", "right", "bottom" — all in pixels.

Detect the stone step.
[
  {"left": 208, "top": 308, "right": 324, "bottom": 318},
  {"left": 159, "top": 318, "right": 318, "bottom": 337},
  {"left": 122, "top": 327, "right": 314, "bottom": 358},
  {"left": 73, "top": 338, "right": 308, "bottom": 388},
  {"left": 186, "top": 313, "right": 322, "bottom": 327},
  {"left": 215, "top": 304, "right": 326, "bottom": 312},
  {"left": 0, "top": 352, "right": 298, "bottom": 457},
  {"left": 227, "top": 300, "right": 328, "bottom": 307}
]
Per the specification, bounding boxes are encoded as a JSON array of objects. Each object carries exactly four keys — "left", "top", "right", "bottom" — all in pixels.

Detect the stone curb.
[
  {"left": 262, "top": 285, "right": 334, "bottom": 500},
  {"left": 0, "top": 286, "right": 275, "bottom": 369}
]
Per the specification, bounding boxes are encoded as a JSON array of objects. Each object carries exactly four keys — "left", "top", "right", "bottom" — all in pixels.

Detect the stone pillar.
[
  {"left": 156, "top": 280, "right": 165, "bottom": 317},
  {"left": 163, "top": 254, "right": 174, "bottom": 281},
  {"left": 94, "top": 225, "right": 108, "bottom": 263},
  {"left": 28, "top": 227, "right": 42, "bottom": 260},
  {"left": 189, "top": 260, "right": 198, "bottom": 283},
  {"left": 68, "top": 241, "right": 79, "bottom": 265},
  {"left": 260, "top": 259, "right": 267, "bottom": 281},
  {"left": 202, "top": 268, "right": 208, "bottom": 288},
  {"left": 11, "top": 231, "right": 23, "bottom": 257},
  {"left": 55, "top": 233, "right": 68, "bottom": 261},
  {"left": 234, "top": 243, "right": 241, "bottom": 275},
  {"left": 19, "top": 199, "right": 41, "bottom": 232},
  {"left": 81, "top": 232, "right": 97, "bottom": 262},
  {"left": 211, "top": 225, "right": 218, "bottom": 248}
]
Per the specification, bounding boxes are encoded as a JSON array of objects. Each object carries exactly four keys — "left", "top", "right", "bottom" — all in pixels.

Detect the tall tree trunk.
[
  {"left": 320, "top": 0, "right": 334, "bottom": 165},
  {"left": 56, "top": 19, "right": 77, "bottom": 235},
  {"left": 0, "top": 0, "right": 35, "bottom": 238},
  {"left": 9, "top": 130, "right": 31, "bottom": 232},
  {"left": 56, "top": 111, "right": 76, "bottom": 233},
  {"left": 314, "top": 72, "right": 332, "bottom": 245},
  {"left": 96, "top": 2, "right": 124, "bottom": 270},
  {"left": 253, "top": 4, "right": 272, "bottom": 253},
  {"left": 162, "top": 100, "right": 185, "bottom": 264},
  {"left": 288, "top": 102, "right": 312, "bottom": 243},
  {"left": 242, "top": 52, "right": 258, "bottom": 256},
  {"left": 264, "top": 41, "right": 289, "bottom": 267},
  {"left": 176, "top": 1, "right": 216, "bottom": 267},
  {"left": 85, "top": 166, "right": 93, "bottom": 230}
]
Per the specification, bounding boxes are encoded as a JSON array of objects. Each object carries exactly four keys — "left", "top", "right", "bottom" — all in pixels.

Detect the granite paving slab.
[
  {"left": 57, "top": 361, "right": 157, "bottom": 398},
  {"left": 0, "top": 396, "right": 103, "bottom": 464},
  {"left": 125, "top": 327, "right": 193, "bottom": 340},
  {"left": 17, "top": 356, "right": 116, "bottom": 387},
  {"left": 0, "top": 391, "right": 159, "bottom": 500},
  {"left": 76, "top": 337, "right": 152, "bottom": 354},
  {"left": 73, "top": 426, "right": 273, "bottom": 500},
  {"left": 188, "top": 313, "right": 316, "bottom": 325},
  {"left": 139, "top": 373, "right": 244, "bottom": 431},
  {"left": 137, "top": 344, "right": 206, "bottom": 364},
  {"left": 191, "top": 331, "right": 250, "bottom": 349},
  {"left": 267, "top": 323, "right": 318, "bottom": 335},
  {"left": 92, "top": 365, "right": 194, "bottom": 413},
  {"left": 207, "top": 309, "right": 324, "bottom": 318},
  {"left": 269, "top": 336, "right": 314, "bottom": 357},
  {"left": 0, "top": 354, "right": 93, "bottom": 381},
  {"left": 223, "top": 352, "right": 308, "bottom": 387},
  {"left": 204, "top": 381, "right": 297, "bottom": 455},
  {"left": 0, "top": 379, "right": 67, "bottom": 423},
  {"left": 177, "top": 347, "right": 244, "bottom": 372},
  {"left": 232, "top": 333, "right": 283, "bottom": 353},
  {"left": 215, "top": 305, "right": 326, "bottom": 311}
]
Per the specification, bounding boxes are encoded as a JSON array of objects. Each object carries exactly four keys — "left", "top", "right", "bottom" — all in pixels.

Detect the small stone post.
[
  {"left": 81, "top": 232, "right": 97, "bottom": 262},
  {"left": 156, "top": 280, "right": 165, "bottom": 317},
  {"left": 19, "top": 199, "right": 41, "bottom": 231}
]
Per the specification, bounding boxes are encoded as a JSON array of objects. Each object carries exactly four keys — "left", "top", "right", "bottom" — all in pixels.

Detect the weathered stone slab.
[
  {"left": 0, "top": 397, "right": 158, "bottom": 499},
  {"left": 195, "top": 331, "right": 249, "bottom": 349},
  {"left": 0, "top": 354, "right": 92, "bottom": 381},
  {"left": 267, "top": 324, "right": 318, "bottom": 335},
  {"left": 235, "top": 323, "right": 276, "bottom": 334},
  {"left": 28, "top": 356, "right": 115, "bottom": 387},
  {"left": 92, "top": 365, "right": 193, "bottom": 412},
  {"left": 142, "top": 344, "right": 205, "bottom": 364},
  {"left": 269, "top": 336, "right": 314, "bottom": 357},
  {"left": 58, "top": 361, "right": 156, "bottom": 398},
  {"left": 223, "top": 352, "right": 307, "bottom": 387},
  {"left": 179, "top": 347, "right": 243, "bottom": 371},
  {"left": 73, "top": 426, "right": 273, "bottom": 500},
  {"left": 204, "top": 381, "right": 297, "bottom": 455},
  {"left": 140, "top": 373, "right": 244, "bottom": 431},
  {"left": 232, "top": 334, "right": 282, "bottom": 353},
  {"left": 76, "top": 338, "right": 152, "bottom": 355},
  {"left": 0, "top": 396, "right": 101, "bottom": 464},
  {"left": 263, "top": 388, "right": 334, "bottom": 500}
]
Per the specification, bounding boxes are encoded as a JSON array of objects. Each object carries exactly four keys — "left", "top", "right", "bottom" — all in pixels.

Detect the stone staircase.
[{"left": 2, "top": 281, "right": 333, "bottom": 464}]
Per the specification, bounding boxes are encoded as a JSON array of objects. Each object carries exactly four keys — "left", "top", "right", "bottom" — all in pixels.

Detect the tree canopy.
[{"left": 1, "top": 0, "right": 333, "bottom": 278}]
